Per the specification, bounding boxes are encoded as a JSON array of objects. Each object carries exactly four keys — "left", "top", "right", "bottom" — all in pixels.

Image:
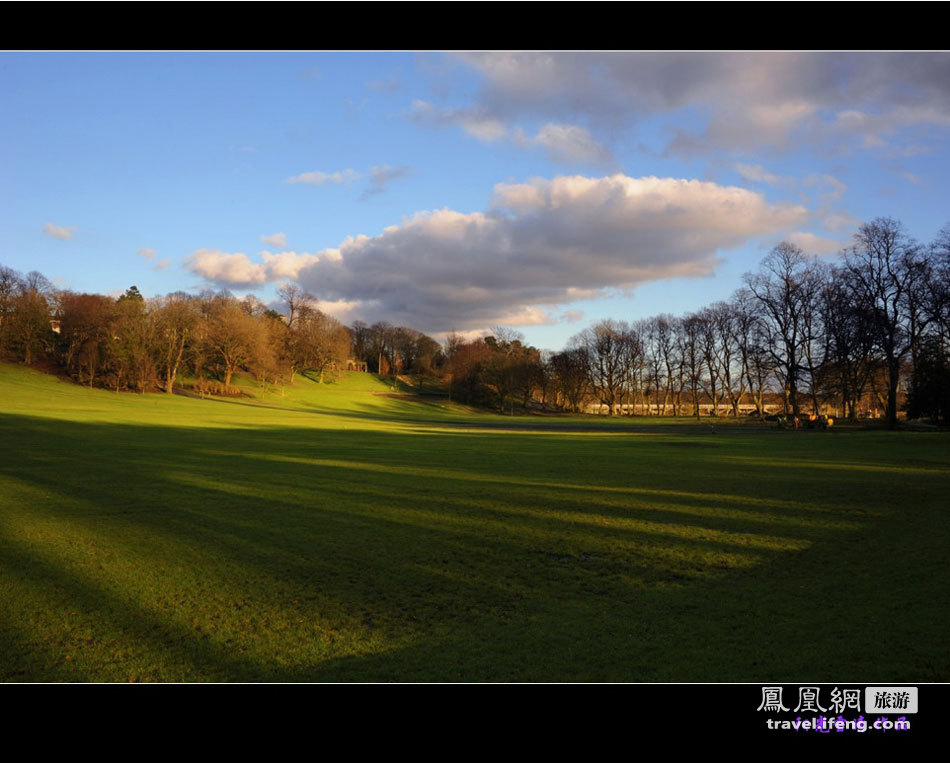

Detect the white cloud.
[
  {"left": 495, "top": 306, "right": 557, "bottom": 326},
  {"left": 185, "top": 250, "right": 267, "bottom": 287},
  {"left": 314, "top": 297, "right": 364, "bottom": 315},
  {"left": 259, "top": 250, "right": 324, "bottom": 280},
  {"left": 154, "top": 258, "right": 172, "bottom": 271},
  {"left": 43, "top": 222, "right": 76, "bottom": 240},
  {"left": 261, "top": 232, "right": 288, "bottom": 248},
  {"left": 286, "top": 169, "right": 359, "bottom": 185},
  {"left": 137, "top": 247, "right": 157, "bottom": 260},
  {"left": 186, "top": 248, "right": 338, "bottom": 287}
]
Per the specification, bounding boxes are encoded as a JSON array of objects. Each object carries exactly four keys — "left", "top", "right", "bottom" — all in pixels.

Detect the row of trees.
[
  {"left": 0, "top": 274, "right": 449, "bottom": 396},
  {"left": 478, "top": 217, "right": 948, "bottom": 428}
]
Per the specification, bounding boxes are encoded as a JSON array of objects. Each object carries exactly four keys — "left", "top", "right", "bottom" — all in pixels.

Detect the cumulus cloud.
[
  {"left": 185, "top": 250, "right": 267, "bottom": 287},
  {"left": 261, "top": 232, "right": 288, "bottom": 248},
  {"left": 259, "top": 250, "right": 325, "bottom": 279},
  {"left": 154, "top": 258, "right": 172, "bottom": 271},
  {"left": 286, "top": 169, "right": 359, "bottom": 185},
  {"left": 43, "top": 222, "right": 76, "bottom": 240},
  {"left": 447, "top": 52, "right": 950, "bottom": 156},
  {"left": 290, "top": 174, "right": 807, "bottom": 332},
  {"left": 185, "top": 175, "right": 808, "bottom": 330}
]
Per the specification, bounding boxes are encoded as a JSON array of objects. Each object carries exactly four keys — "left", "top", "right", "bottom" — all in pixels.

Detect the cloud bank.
[
  {"left": 443, "top": 52, "right": 950, "bottom": 157},
  {"left": 187, "top": 174, "right": 807, "bottom": 332}
]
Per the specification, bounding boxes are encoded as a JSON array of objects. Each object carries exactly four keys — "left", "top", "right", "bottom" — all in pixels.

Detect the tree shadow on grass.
[{"left": 2, "top": 412, "right": 949, "bottom": 681}]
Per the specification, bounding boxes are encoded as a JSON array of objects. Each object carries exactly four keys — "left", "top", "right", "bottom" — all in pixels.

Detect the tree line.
[
  {"left": 442, "top": 217, "right": 950, "bottom": 428},
  {"left": 0, "top": 274, "right": 452, "bottom": 396},
  {"left": 2, "top": 216, "right": 949, "bottom": 426}
]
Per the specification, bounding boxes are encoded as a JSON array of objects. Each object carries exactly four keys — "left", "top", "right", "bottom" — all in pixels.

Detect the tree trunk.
[{"left": 886, "top": 357, "right": 900, "bottom": 430}]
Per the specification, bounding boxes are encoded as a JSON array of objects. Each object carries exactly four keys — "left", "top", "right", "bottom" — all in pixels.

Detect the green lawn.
[{"left": 2, "top": 362, "right": 948, "bottom": 682}]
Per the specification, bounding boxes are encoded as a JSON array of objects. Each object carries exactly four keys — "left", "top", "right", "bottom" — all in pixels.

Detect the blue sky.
[{"left": 3, "top": 51, "right": 949, "bottom": 350}]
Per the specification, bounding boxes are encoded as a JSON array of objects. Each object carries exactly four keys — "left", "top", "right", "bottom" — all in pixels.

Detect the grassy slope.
[{"left": 1, "top": 363, "right": 949, "bottom": 682}]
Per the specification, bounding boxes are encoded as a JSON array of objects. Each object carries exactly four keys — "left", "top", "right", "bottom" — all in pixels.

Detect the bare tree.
[
  {"left": 817, "top": 267, "right": 877, "bottom": 419},
  {"left": 844, "top": 217, "right": 928, "bottom": 428},
  {"left": 708, "top": 300, "right": 746, "bottom": 417},
  {"left": 642, "top": 317, "right": 666, "bottom": 415},
  {"left": 679, "top": 313, "right": 705, "bottom": 420},
  {"left": 744, "top": 242, "right": 821, "bottom": 416},
  {"left": 695, "top": 308, "right": 723, "bottom": 416},
  {"left": 278, "top": 283, "right": 316, "bottom": 329},
  {"left": 925, "top": 224, "right": 950, "bottom": 340},
  {"left": 573, "top": 320, "right": 630, "bottom": 415}
]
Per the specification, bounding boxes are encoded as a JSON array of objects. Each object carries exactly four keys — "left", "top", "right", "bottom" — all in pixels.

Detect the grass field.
[{"left": 2, "top": 362, "right": 949, "bottom": 682}]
